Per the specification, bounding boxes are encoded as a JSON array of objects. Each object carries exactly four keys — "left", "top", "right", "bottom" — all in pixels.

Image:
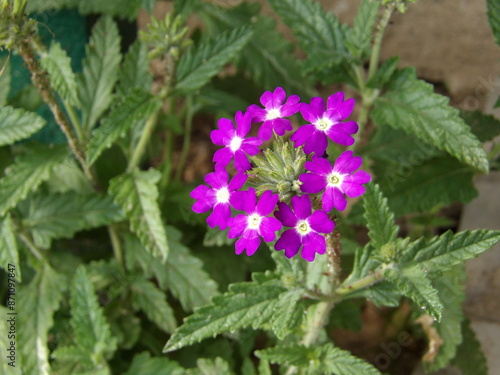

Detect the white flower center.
[
  {"left": 229, "top": 136, "right": 243, "bottom": 152},
  {"left": 327, "top": 172, "right": 343, "bottom": 187},
  {"left": 247, "top": 214, "right": 262, "bottom": 230},
  {"left": 266, "top": 108, "right": 281, "bottom": 120},
  {"left": 296, "top": 220, "right": 311, "bottom": 236},
  {"left": 216, "top": 187, "right": 230, "bottom": 204},
  {"left": 315, "top": 117, "right": 332, "bottom": 131}
]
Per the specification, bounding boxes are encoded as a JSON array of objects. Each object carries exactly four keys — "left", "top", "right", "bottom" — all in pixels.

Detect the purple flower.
[
  {"left": 274, "top": 195, "right": 334, "bottom": 262},
  {"left": 290, "top": 92, "right": 359, "bottom": 155},
  {"left": 246, "top": 87, "right": 301, "bottom": 141},
  {"left": 228, "top": 188, "right": 282, "bottom": 256},
  {"left": 210, "top": 111, "right": 262, "bottom": 172},
  {"left": 190, "top": 169, "right": 247, "bottom": 230},
  {"left": 299, "top": 151, "right": 371, "bottom": 212}
]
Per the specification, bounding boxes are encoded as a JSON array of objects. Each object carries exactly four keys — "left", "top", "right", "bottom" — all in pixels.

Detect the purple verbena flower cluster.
[{"left": 191, "top": 87, "right": 371, "bottom": 262}]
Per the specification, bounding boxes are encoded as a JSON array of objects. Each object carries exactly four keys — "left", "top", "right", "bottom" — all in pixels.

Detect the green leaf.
[
  {"left": 131, "top": 278, "right": 177, "bottom": 333},
  {"left": 40, "top": 41, "right": 79, "bottom": 106},
  {"left": 0, "top": 306, "right": 22, "bottom": 374},
  {"left": 187, "top": 357, "right": 235, "bottom": 375},
  {"left": 0, "top": 214, "right": 20, "bottom": 281},
  {"left": 363, "top": 183, "right": 399, "bottom": 250},
  {"left": 175, "top": 26, "right": 254, "bottom": 93},
  {"left": 17, "top": 191, "right": 123, "bottom": 249},
  {"left": 375, "top": 156, "right": 477, "bottom": 216},
  {"left": 451, "top": 318, "right": 488, "bottom": 375},
  {"left": 77, "top": 0, "right": 142, "bottom": 20},
  {"left": 346, "top": 0, "right": 380, "bottom": 58},
  {"left": 125, "top": 352, "right": 184, "bottom": 375},
  {"left": 258, "top": 359, "right": 272, "bottom": 375},
  {"left": 488, "top": 0, "right": 500, "bottom": 45},
  {"left": 164, "top": 226, "right": 220, "bottom": 310},
  {"left": 66, "top": 265, "right": 117, "bottom": 366},
  {"left": 267, "top": 0, "right": 349, "bottom": 65},
  {"left": 461, "top": 110, "right": 500, "bottom": 142},
  {"left": 163, "top": 275, "right": 284, "bottom": 352},
  {"left": 270, "top": 288, "right": 306, "bottom": 339},
  {"left": 256, "top": 343, "right": 382, "bottom": 375},
  {"left": 401, "top": 230, "right": 500, "bottom": 273},
  {"left": 87, "top": 89, "right": 161, "bottom": 165},
  {"left": 372, "top": 67, "right": 489, "bottom": 173},
  {"left": 18, "top": 264, "right": 64, "bottom": 375},
  {"left": 0, "top": 56, "right": 11, "bottom": 106},
  {"left": 0, "top": 145, "right": 69, "bottom": 216},
  {"left": 117, "top": 40, "right": 152, "bottom": 96},
  {"left": 47, "top": 158, "right": 93, "bottom": 194},
  {"left": 385, "top": 265, "right": 442, "bottom": 321},
  {"left": 109, "top": 169, "right": 169, "bottom": 261},
  {"left": 0, "top": 106, "right": 46, "bottom": 146},
  {"left": 366, "top": 56, "right": 399, "bottom": 89},
  {"left": 78, "top": 16, "right": 121, "bottom": 131}
]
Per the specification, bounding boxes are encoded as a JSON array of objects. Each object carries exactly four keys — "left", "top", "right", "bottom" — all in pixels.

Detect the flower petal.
[
  {"left": 326, "top": 92, "right": 344, "bottom": 110},
  {"left": 290, "top": 124, "right": 315, "bottom": 147},
  {"left": 259, "top": 217, "right": 282, "bottom": 242},
  {"left": 333, "top": 150, "right": 362, "bottom": 174},
  {"left": 301, "top": 232, "right": 326, "bottom": 261},
  {"left": 258, "top": 121, "right": 273, "bottom": 141},
  {"left": 204, "top": 169, "right": 228, "bottom": 189},
  {"left": 292, "top": 194, "right": 311, "bottom": 220},
  {"left": 304, "top": 130, "right": 327, "bottom": 156},
  {"left": 275, "top": 201, "right": 298, "bottom": 227},
  {"left": 213, "top": 147, "right": 233, "bottom": 167},
  {"left": 308, "top": 210, "right": 334, "bottom": 233},
  {"left": 256, "top": 190, "right": 279, "bottom": 216},
  {"left": 207, "top": 203, "right": 231, "bottom": 229},
  {"left": 275, "top": 229, "right": 301, "bottom": 259},
  {"left": 304, "top": 157, "right": 332, "bottom": 176},
  {"left": 233, "top": 150, "right": 251, "bottom": 172},
  {"left": 322, "top": 186, "right": 347, "bottom": 212},
  {"left": 228, "top": 214, "right": 248, "bottom": 238},
  {"left": 235, "top": 111, "right": 252, "bottom": 137},
  {"left": 299, "top": 173, "right": 326, "bottom": 194},
  {"left": 236, "top": 236, "right": 261, "bottom": 256},
  {"left": 228, "top": 173, "right": 248, "bottom": 191}
]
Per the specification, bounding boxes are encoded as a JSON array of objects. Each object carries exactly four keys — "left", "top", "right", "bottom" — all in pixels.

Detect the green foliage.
[
  {"left": 0, "top": 145, "right": 69, "bottom": 216},
  {"left": 363, "top": 183, "right": 399, "bottom": 250},
  {"left": 40, "top": 41, "right": 79, "bottom": 107},
  {"left": 346, "top": 0, "right": 380, "bottom": 58},
  {"left": 461, "top": 110, "right": 500, "bottom": 142},
  {"left": 452, "top": 318, "right": 488, "bottom": 375},
  {"left": 186, "top": 357, "right": 236, "bottom": 375},
  {"left": 125, "top": 352, "right": 184, "bottom": 375},
  {"left": 18, "top": 264, "right": 64, "bottom": 375},
  {"left": 372, "top": 67, "right": 489, "bottom": 173},
  {"left": 130, "top": 278, "right": 177, "bottom": 334},
  {"left": 0, "top": 56, "right": 11, "bottom": 106},
  {"left": 0, "top": 106, "right": 46, "bottom": 146},
  {"left": 17, "top": 191, "right": 123, "bottom": 249},
  {"left": 256, "top": 343, "right": 382, "bottom": 375},
  {"left": 117, "top": 40, "right": 152, "bottom": 96},
  {"left": 0, "top": 214, "right": 20, "bottom": 279},
  {"left": 87, "top": 89, "right": 161, "bottom": 165},
  {"left": 109, "top": 169, "right": 169, "bottom": 261},
  {"left": 78, "top": 16, "right": 122, "bottom": 132},
  {"left": 52, "top": 265, "right": 117, "bottom": 372},
  {"left": 175, "top": 26, "right": 254, "bottom": 93},
  {"left": 487, "top": 0, "right": 500, "bottom": 45}
]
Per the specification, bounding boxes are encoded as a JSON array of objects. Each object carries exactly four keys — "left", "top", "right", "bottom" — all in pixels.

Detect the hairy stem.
[
  {"left": 335, "top": 265, "right": 387, "bottom": 296},
  {"left": 368, "top": 3, "right": 396, "bottom": 80},
  {"left": 127, "top": 110, "right": 160, "bottom": 172}
]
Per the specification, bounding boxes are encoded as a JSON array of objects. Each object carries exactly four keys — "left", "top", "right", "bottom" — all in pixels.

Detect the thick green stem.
[
  {"left": 108, "top": 225, "right": 125, "bottom": 273},
  {"left": 368, "top": 3, "right": 396, "bottom": 81},
  {"left": 127, "top": 110, "right": 160, "bottom": 172},
  {"left": 335, "top": 266, "right": 387, "bottom": 296},
  {"left": 18, "top": 232, "right": 44, "bottom": 262},
  {"left": 63, "top": 100, "right": 84, "bottom": 141}
]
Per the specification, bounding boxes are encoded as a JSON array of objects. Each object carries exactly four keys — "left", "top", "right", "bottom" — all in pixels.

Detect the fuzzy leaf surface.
[
  {"left": 460, "top": 110, "right": 500, "bottom": 142},
  {"left": 452, "top": 318, "right": 488, "bottom": 375},
  {"left": 117, "top": 40, "right": 152, "bottom": 96},
  {"left": 385, "top": 265, "right": 443, "bottom": 321},
  {"left": 0, "top": 106, "right": 46, "bottom": 146},
  {"left": 78, "top": 16, "right": 121, "bottom": 131},
  {"left": 0, "top": 306, "right": 22, "bottom": 374},
  {"left": 175, "top": 26, "right": 253, "bottom": 93},
  {"left": 17, "top": 191, "right": 123, "bottom": 249},
  {"left": 125, "top": 352, "right": 184, "bottom": 375},
  {"left": 270, "top": 288, "right": 307, "bottom": 339},
  {"left": 488, "top": 0, "right": 500, "bottom": 45},
  {"left": 346, "top": 0, "right": 380, "bottom": 58},
  {"left": 0, "top": 214, "right": 20, "bottom": 280},
  {"left": 0, "top": 145, "right": 69, "bottom": 216},
  {"left": 40, "top": 41, "right": 79, "bottom": 106},
  {"left": 0, "top": 56, "right": 11, "bottom": 106},
  {"left": 109, "top": 169, "right": 169, "bottom": 261},
  {"left": 131, "top": 278, "right": 177, "bottom": 333},
  {"left": 372, "top": 67, "right": 489, "bottom": 173},
  {"left": 18, "top": 264, "right": 64, "bottom": 375},
  {"left": 401, "top": 230, "right": 500, "bottom": 273},
  {"left": 187, "top": 358, "right": 235, "bottom": 375},
  {"left": 87, "top": 88, "right": 160, "bottom": 165},
  {"left": 363, "top": 183, "right": 399, "bottom": 250},
  {"left": 164, "top": 275, "right": 284, "bottom": 352},
  {"left": 257, "top": 343, "right": 381, "bottom": 375}
]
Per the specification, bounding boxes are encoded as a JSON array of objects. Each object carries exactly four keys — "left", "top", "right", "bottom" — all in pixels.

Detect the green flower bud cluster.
[
  {"left": 139, "top": 13, "right": 191, "bottom": 61},
  {"left": 380, "top": 0, "right": 416, "bottom": 13},
  {"left": 248, "top": 137, "right": 308, "bottom": 202},
  {"left": 0, "top": 1, "right": 36, "bottom": 51}
]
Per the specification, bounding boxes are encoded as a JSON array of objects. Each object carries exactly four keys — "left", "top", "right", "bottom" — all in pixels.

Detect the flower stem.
[
  {"left": 368, "top": 3, "right": 396, "bottom": 81},
  {"left": 127, "top": 110, "right": 160, "bottom": 172},
  {"left": 108, "top": 225, "right": 125, "bottom": 273},
  {"left": 335, "top": 266, "right": 387, "bottom": 296}
]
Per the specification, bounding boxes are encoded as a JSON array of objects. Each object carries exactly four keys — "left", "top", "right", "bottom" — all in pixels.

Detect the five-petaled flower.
[
  {"left": 228, "top": 188, "right": 282, "bottom": 256},
  {"left": 291, "top": 92, "right": 359, "bottom": 156},
  {"left": 246, "top": 87, "right": 300, "bottom": 141},
  {"left": 190, "top": 169, "right": 247, "bottom": 230},
  {"left": 274, "top": 195, "right": 335, "bottom": 262},
  {"left": 299, "top": 151, "right": 372, "bottom": 212},
  {"left": 210, "top": 111, "right": 262, "bottom": 172}
]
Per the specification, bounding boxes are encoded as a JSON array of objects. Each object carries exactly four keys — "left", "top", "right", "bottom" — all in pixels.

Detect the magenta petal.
[
  {"left": 228, "top": 214, "right": 248, "bottom": 238},
  {"left": 275, "top": 229, "right": 301, "bottom": 259},
  {"left": 342, "top": 182, "right": 366, "bottom": 198},
  {"left": 301, "top": 232, "right": 326, "bottom": 261},
  {"left": 213, "top": 147, "right": 233, "bottom": 167},
  {"left": 292, "top": 195, "right": 311, "bottom": 220},
  {"left": 275, "top": 202, "right": 298, "bottom": 227},
  {"left": 326, "top": 129, "right": 355, "bottom": 147},
  {"left": 331, "top": 121, "right": 359, "bottom": 135},
  {"left": 207, "top": 203, "right": 231, "bottom": 229},
  {"left": 233, "top": 150, "right": 251, "bottom": 172},
  {"left": 247, "top": 104, "right": 266, "bottom": 122},
  {"left": 256, "top": 190, "right": 279, "bottom": 216},
  {"left": 271, "top": 118, "right": 293, "bottom": 136},
  {"left": 337, "top": 98, "right": 355, "bottom": 119},
  {"left": 345, "top": 170, "right": 372, "bottom": 185},
  {"left": 308, "top": 210, "right": 334, "bottom": 233},
  {"left": 210, "top": 129, "right": 228, "bottom": 145},
  {"left": 241, "top": 137, "right": 262, "bottom": 155},
  {"left": 304, "top": 130, "right": 327, "bottom": 155},
  {"left": 259, "top": 217, "right": 282, "bottom": 242},
  {"left": 231, "top": 188, "right": 256, "bottom": 213},
  {"left": 304, "top": 157, "right": 332, "bottom": 175},
  {"left": 281, "top": 95, "right": 301, "bottom": 116},
  {"left": 299, "top": 173, "right": 326, "bottom": 194},
  {"left": 228, "top": 173, "right": 248, "bottom": 191},
  {"left": 204, "top": 169, "right": 228, "bottom": 189},
  {"left": 291, "top": 124, "right": 315, "bottom": 147},
  {"left": 235, "top": 111, "right": 252, "bottom": 137},
  {"left": 323, "top": 186, "right": 347, "bottom": 212},
  {"left": 258, "top": 121, "right": 273, "bottom": 141},
  {"left": 333, "top": 150, "right": 362, "bottom": 174},
  {"left": 236, "top": 236, "right": 261, "bottom": 256},
  {"left": 309, "top": 97, "right": 325, "bottom": 115},
  {"left": 326, "top": 92, "right": 344, "bottom": 110},
  {"left": 190, "top": 184, "right": 210, "bottom": 200}
]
